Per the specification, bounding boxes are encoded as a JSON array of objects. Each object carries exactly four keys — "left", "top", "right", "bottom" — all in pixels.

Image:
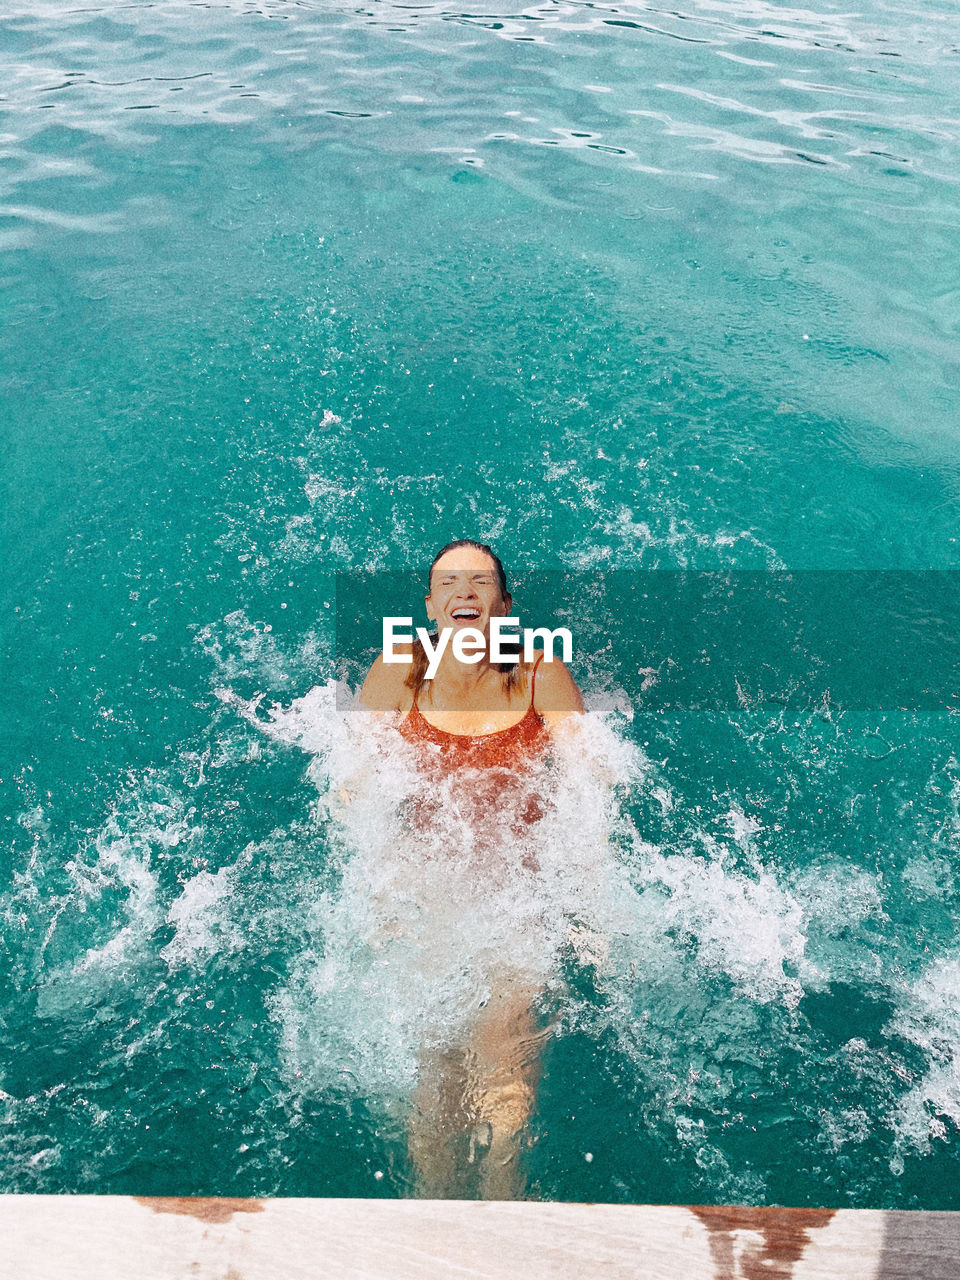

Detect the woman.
[
  {"left": 359, "top": 539, "right": 583, "bottom": 741},
  {"left": 358, "top": 539, "right": 584, "bottom": 1198}
]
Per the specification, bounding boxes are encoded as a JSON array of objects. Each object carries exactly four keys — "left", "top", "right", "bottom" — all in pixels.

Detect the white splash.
[
  {"left": 889, "top": 956, "right": 960, "bottom": 1152},
  {"left": 637, "top": 848, "right": 807, "bottom": 1007},
  {"left": 161, "top": 864, "right": 246, "bottom": 968},
  {"left": 245, "top": 685, "right": 646, "bottom": 1098}
]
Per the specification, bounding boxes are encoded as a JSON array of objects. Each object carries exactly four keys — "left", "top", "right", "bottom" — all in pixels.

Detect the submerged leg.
[
  {"left": 408, "top": 986, "right": 551, "bottom": 1200},
  {"left": 408, "top": 1045, "right": 472, "bottom": 1198},
  {"left": 465, "top": 986, "right": 550, "bottom": 1201}
]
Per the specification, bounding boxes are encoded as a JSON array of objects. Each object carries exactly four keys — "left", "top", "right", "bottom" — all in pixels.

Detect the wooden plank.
[{"left": 4, "top": 1196, "right": 959, "bottom": 1280}]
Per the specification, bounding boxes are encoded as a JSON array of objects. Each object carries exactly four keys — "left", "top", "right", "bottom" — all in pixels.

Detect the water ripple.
[
  {"left": 4, "top": 0, "right": 959, "bottom": 181},
  {"left": 2, "top": 0, "right": 959, "bottom": 461}
]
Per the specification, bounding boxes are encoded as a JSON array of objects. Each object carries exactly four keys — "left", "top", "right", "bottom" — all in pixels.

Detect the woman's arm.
[
  {"left": 535, "top": 660, "right": 621, "bottom": 789},
  {"left": 358, "top": 647, "right": 412, "bottom": 712},
  {"left": 533, "top": 661, "right": 616, "bottom": 972},
  {"left": 531, "top": 656, "right": 585, "bottom": 733},
  {"left": 327, "top": 649, "right": 411, "bottom": 807}
]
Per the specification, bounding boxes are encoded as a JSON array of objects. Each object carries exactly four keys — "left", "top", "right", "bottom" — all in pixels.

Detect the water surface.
[{"left": 3, "top": 0, "right": 960, "bottom": 1206}]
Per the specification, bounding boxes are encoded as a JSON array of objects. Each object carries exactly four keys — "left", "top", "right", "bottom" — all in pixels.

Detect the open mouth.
[{"left": 450, "top": 607, "right": 481, "bottom": 621}]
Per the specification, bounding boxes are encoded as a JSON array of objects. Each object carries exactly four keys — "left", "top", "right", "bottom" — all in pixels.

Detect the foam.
[
  {"left": 37, "top": 845, "right": 161, "bottom": 1016},
  {"left": 258, "top": 690, "right": 647, "bottom": 1098},
  {"left": 161, "top": 864, "right": 245, "bottom": 968},
  {"left": 790, "top": 863, "right": 887, "bottom": 990},
  {"left": 562, "top": 509, "right": 785, "bottom": 570},
  {"left": 253, "top": 686, "right": 832, "bottom": 1116},
  {"left": 889, "top": 956, "right": 960, "bottom": 1153},
  {"left": 902, "top": 854, "right": 956, "bottom": 900},
  {"left": 31, "top": 781, "right": 200, "bottom": 1016},
  {"left": 195, "top": 609, "right": 328, "bottom": 693}
]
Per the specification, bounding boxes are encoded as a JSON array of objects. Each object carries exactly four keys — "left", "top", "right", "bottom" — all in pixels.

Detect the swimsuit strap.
[
  {"left": 529, "top": 651, "right": 545, "bottom": 711},
  {"left": 405, "top": 653, "right": 545, "bottom": 742}
]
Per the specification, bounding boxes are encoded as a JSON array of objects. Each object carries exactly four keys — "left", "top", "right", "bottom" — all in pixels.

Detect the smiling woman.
[
  {"left": 357, "top": 540, "right": 585, "bottom": 1197},
  {"left": 360, "top": 540, "right": 583, "bottom": 737}
]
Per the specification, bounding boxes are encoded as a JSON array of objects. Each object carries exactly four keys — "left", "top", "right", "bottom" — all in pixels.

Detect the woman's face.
[{"left": 425, "top": 547, "right": 512, "bottom": 635}]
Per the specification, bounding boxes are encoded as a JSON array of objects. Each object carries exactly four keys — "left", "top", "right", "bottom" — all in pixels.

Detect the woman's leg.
[
  {"left": 408, "top": 985, "right": 550, "bottom": 1199},
  {"left": 464, "top": 985, "right": 550, "bottom": 1200},
  {"left": 408, "top": 1044, "right": 471, "bottom": 1198}
]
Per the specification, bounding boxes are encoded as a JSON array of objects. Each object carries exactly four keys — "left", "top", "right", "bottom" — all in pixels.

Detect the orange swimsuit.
[
  {"left": 398, "top": 655, "right": 547, "bottom": 834},
  {"left": 398, "top": 654, "right": 547, "bottom": 769}
]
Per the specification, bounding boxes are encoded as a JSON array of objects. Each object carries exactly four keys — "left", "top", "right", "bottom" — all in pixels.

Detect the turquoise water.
[{"left": 3, "top": 0, "right": 960, "bottom": 1205}]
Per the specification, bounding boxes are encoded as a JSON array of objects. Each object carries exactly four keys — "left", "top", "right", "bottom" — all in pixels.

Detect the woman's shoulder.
[
  {"left": 528, "top": 653, "right": 585, "bottom": 715},
  {"left": 359, "top": 645, "right": 415, "bottom": 711}
]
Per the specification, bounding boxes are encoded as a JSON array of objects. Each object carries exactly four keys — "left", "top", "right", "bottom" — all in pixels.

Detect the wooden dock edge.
[{"left": 4, "top": 1195, "right": 959, "bottom": 1279}]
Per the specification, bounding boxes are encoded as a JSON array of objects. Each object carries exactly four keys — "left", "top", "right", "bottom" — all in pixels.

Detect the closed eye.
[{"left": 437, "top": 574, "right": 495, "bottom": 585}]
